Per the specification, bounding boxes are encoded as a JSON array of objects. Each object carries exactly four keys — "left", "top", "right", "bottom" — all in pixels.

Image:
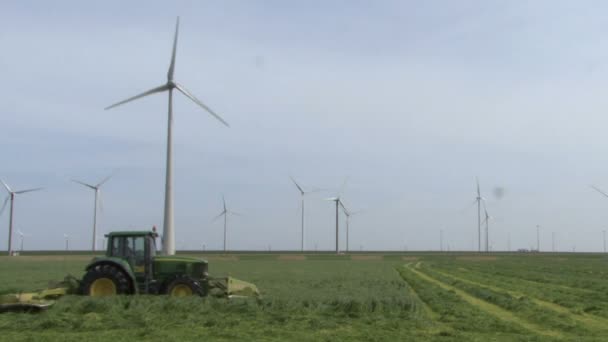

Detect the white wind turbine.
[
  {"left": 482, "top": 202, "right": 493, "bottom": 252},
  {"left": 64, "top": 233, "right": 69, "bottom": 251},
  {"left": 340, "top": 201, "right": 362, "bottom": 253},
  {"left": 72, "top": 174, "right": 113, "bottom": 251},
  {"left": 290, "top": 176, "right": 321, "bottom": 251},
  {"left": 17, "top": 229, "right": 30, "bottom": 253},
  {"left": 0, "top": 180, "right": 43, "bottom": 256},
  {"left": 472, "top": 177, "right": 485, "bottom": 252},
  {"left": 105, "top": 17, "right": 229, "bottom": 255},
  {"left": 325, "top": 179, "right": 348, "bottom": 254},
  {"left": 212, "top": 196, "right": 242, "bottom": 252}
]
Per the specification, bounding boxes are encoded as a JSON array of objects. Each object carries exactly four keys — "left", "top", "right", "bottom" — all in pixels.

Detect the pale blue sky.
[{"left": 2, "top": 1, "right": 608, "bottom": 251}]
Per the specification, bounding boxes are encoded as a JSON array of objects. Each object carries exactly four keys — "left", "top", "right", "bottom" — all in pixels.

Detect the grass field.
[{"left": 1, "top": 253, "right": 608, "bottom": 341}]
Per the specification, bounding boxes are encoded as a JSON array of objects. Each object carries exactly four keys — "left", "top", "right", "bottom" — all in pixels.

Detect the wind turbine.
[
  {"left": 325, "top": 179, "right": 348, "bottom": 254},
  {"left": 72, "top": 174, "right": 113, "bottom": 251},
  {"left": 211, "top": 196, "right": 242, "bottom": 252},
  {"left": 0, "top": 180, "right": 43, "bottom": 256},
  {"left": 340, "top": 202, "right": 361, "bottom": 253},
  {"left": 536, "top": 224, "right": 541, "bottom": 252},
  {"left": 482, "top": 202, "right": 493, "bottom": 252},
  {"left": 64, "top": 234, "right": 69, "bottom": 251},
  {"left": 289, "top": 176, "right": 321, "bottom": 252},
  {"left": 105, "top": 17, "right": 229, "bottom": 255},
  {"left": 17, "top": 229, "right": 30, "bottom": 253},
  {"left": 474, "top": 177, "right": 485, "bottom": 252}
]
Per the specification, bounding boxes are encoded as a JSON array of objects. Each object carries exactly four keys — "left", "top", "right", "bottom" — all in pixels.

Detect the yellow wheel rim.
[
  {"left": 170, "top": 284, "right": 193, "bottom": 297},
  {"left": 90, "top": 278, "right": 117, "bottom": 297}
]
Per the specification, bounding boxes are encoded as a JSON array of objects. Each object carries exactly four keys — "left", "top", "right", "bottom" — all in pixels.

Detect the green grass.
[{"left": 1, "top": 253, "right": 608, "bottom": 341}]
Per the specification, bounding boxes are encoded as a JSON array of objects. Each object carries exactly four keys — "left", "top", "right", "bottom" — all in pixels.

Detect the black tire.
[
  {"left": 162, "top": 275, "right": 204, "bottom": 297},
  {"left": 80, "top": 264, "right": 132, "bottom": 296}
]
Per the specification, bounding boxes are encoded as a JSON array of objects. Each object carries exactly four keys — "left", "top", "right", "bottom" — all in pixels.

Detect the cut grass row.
[
  {"left": 396, "top": 264, "right": 534, "bottom": 340},
  {"left": 406, "top": 260, "right": 608, "bottom": 340},
  {"left": 432, "top": 263, "right": 608, "bottom": 319}
]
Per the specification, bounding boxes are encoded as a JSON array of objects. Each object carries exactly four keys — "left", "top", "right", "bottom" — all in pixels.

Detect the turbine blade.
[
  {"left": 0, "top": 179, "right": 11, "bottom": 193},
  {"left": 591, "top": 185, "right": 608, "bottom": 199},
  {"left": 324, "top": 197, "right": 338, "bottom": 201},
  {"left": 229, "top": 211, "right": 244, "bottom": 217},
  {"left": 476, "top": 177, "right": 481, "bottom": 197},
  {"left": 174, "top": 83, "right": 230, "bottom": 127},
  {"left": 105, "top": 84, "right": 169, "bottom": 110},
  {"left": 211, "top": 210, "right": 226, "bottom": 222},
  {"left": 15, "top": 187, "right": 43, "bottom": 194},
  {"left": 96, "top": 174, "right": 114, "bottom": 188},
  {"left": 289, "top": 176, "right": 305, "bottom": 195},
  {"left": 167, "top": 17, "right": 180, "bottom": 80},
  {"left": 72, "top": 179, "right": 96, "bottom": 190},
  {"left": 0, "top": 196, "right": 9, "bottom": 216},
  {"left": 222, "top": 195, "right": 227, "bottom": 212},
  {"left": 339, "top": 200, "right": 348, "bottom": 214},
  {"left": 337, "top": 177, "right": 349, "bottom": 197}
]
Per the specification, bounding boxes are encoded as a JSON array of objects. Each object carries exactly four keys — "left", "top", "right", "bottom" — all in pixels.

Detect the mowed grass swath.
[{"left": 2, "top": 253, "right": 608, "bottom": 341}]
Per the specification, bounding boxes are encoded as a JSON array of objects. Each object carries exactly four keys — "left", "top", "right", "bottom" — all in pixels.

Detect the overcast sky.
[{"left": 2, "top": 1, "right": 608, "bottom": 252}]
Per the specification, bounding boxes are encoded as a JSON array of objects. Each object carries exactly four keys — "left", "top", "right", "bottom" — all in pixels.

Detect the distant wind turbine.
[
  {"left": 482, "top": 202, "right": 493, "bottom": 252},
  {"left": 105, "top": 17, "right": 229, "bottom": 256},
  {"left": 64, "top": 234, "right": 69, "bottom": 251},
  {"left": 290, "top": 176, "right": 321, "bottom": 251},
  {"left": 325, "top": 179, "right": 348, "bottom": 254},
  {"left": 212, "top": 196, "right": 242, "bottom": 252},
  {"left": 340, "top": 202, "right": 362, "bottom": 253},
  {"left": 536, "top": 224, "right": 541, "bottom": 252},
  {"left": 72, "top": 174, "right": 113, "bottom": 251},
  {"left": 473, "top": 177, "right": 485, "bottom": 252},
  {"left": 0, "top": 180, "right": 43, "bottom": 256},
  {"left": 17, "top": 229, "right": 28, "bottom": 252}
]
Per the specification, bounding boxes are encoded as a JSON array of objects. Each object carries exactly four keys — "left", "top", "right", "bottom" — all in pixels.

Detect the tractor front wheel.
[
  {"left": 80, "top": 264, "right": 131, "bottom": 297},
  {"left": 163, "top": 276, "right": 204, "bottom": 297}
]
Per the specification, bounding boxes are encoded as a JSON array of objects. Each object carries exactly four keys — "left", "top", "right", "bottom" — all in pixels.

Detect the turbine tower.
[
  {"left": 325, "top": 179, "right": 348, "bottom": 254},
  {"left": 289, "top": 176, "right": 320, "bottom": 252},
  {"left": 340, "top": 202, "right": 361, "bottom": 253},
  {"left": 105, "top": 17, "right": 229, "bottom": 255},
  {"left": 72, "top": 174, "right": 113, "bottom": 251},
  {"left": 482, "top": 202, "right": 492, "bottom": 252},
  {"left": 536, "top": 224, "right": 540, "bottom": 252},
  {"left": 212, "top": 196, "right": 242, "bottom": 252},
  {"left": 64, "top": 234, "right": 69, "bottom": 251},
  {"left": 0, "top": 180, "right": 43, "bottom": 256},
  {"left": 17, "top": 229, "right": 29, "bottom": 253},
  {"left": 474, "top": 177, "right": 484, "bottom": 252}
]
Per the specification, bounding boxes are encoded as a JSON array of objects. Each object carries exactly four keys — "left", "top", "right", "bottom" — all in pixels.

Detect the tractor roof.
[{"left": 105, "top": 231, "right": 158, "bottom": 238}]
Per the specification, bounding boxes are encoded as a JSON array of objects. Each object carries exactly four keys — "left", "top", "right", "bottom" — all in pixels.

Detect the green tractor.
[
  {"left": 80, "top": 230, "right": 258, "bottom": 297},
  {"left": 0, "top": 230, "right": 258, "bottom": 311}
]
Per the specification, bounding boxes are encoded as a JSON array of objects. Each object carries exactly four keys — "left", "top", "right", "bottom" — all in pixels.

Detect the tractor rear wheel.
[
  {"left": 80, "top": 264, "right": 131, "bottom": 296},
  {"left": 163, "top": 276, "right": 204, "bottom": 297}
]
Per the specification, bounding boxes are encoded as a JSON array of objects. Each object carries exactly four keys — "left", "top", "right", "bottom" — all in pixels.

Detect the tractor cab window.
[{"left": 110, "top": 236, "right": 146, "bottom": 273}]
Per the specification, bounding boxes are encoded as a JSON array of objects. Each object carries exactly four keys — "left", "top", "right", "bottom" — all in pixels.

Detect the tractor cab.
[{"left": 106, "top": 231, "right": 157, "bottom": 291}]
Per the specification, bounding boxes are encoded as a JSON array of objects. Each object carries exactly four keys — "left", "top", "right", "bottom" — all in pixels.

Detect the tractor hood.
[{"left": 153, "top": 256, "right": 209, "bottom": 279}]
